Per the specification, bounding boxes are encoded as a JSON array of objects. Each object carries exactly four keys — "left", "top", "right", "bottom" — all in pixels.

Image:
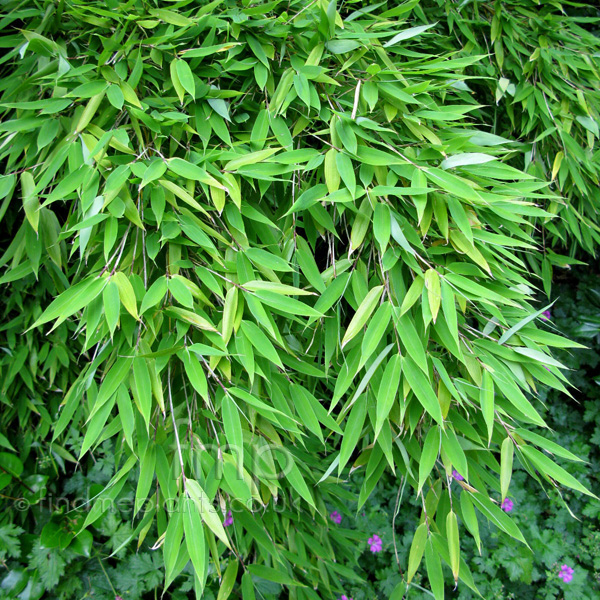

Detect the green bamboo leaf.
[
  {"left": 428, "top": 164, "right": 484, "bottom": 197},
  {"left": 498, "top": 303, "right": 554, "bottom": 345},
  {"left": 229, "top": 387, "right": 293, "bottom": 420},
  {"left": 103, "top": 280, "right": 120, "bottom": 337},
  {"left": 418, "top": 427, "right": 441, "bottom": 494},
  {"left": 185, "top": 479, "right": 231, "bottom": 548},
  {"left": 400, "top": 276, "right": 424, "bottom": 315},
  {"left": 442, "top": 429, "right": 468, "bottom": 480},
  {"left": 425, "top": 539, "right": 445, "bottom": 600},
  {"left": 89, "top": 356, "right": 134, "bottom": 422},
  {"left": 339, "top": 395, "right": 367, "bottom": 474},
  {"left": 335, "top": 152, "right": 356, "bottom": 196},
  {"left": 170, "top": 59, "right": 185, "bottom": 103},
  {"left": 360, "top": 301, "right": 392, "bottom": 369},
  {"left": 76, "top": 91, "right": 105, "bottom": 133},
  {"left": 222, "top": 286, "right": 238, "bottom": 345},
  {"left": 166, "top": 307, "right": 217, "bottom": 332},
  {"left": 342, "top": 285, "right": 383, "bottom": 348},
  {"left": 183, "top": 498, "right": 206, "bottom": 590},
  {"left": 460, "top": 492, "right": 481, "bottom": 552},
  {"left": 253, "top": 290, "right": 322, "bottom": 318},
  {"left": 163, "top": 507, "right": 185, "bottom": 586},
  {"left": 425, "top": 269, "right": 441, "bottom": 323},
  {"left": 383, "top": 23, "right": 437, "bottom": 47},
  {"left": 350, "top": 196, "right": 373, "bottom": 252},
  {"left": 241, "top": 572, "right": 255, "bottom": 600},
  {"left": 245, "top": 247, "right": 294, "bottom": 272},
  {"left": 168, "top": 158, "right": 225, "bottom": 188},
  {"left": 375, "top": 354, "right": 402, "bottom": 438},
  {"left": 240, "top": 320, "right": 283, "bottom": 368},
  {"left": 133, "top": 357, "right": 152, "bottom": 428},
  {"left": 208, "top": 96, "right": 231, "bottom": 122},
  {"left": 140, "top": 277, "right": 168, "bottom": 314},
  {"left": 168, "top": 274, "right": 194, "bottom": 309},
  {"left": 296, "top": 236, "right": 326, "bottom": 293},
  {"left": 80, "top": 392, "right": 116, "bottom": 457},
  {"left": 324, "top": 148, "right": 340, "bottom": 193},
  {"left": 141, "top": 159, "right": 167, "bottom": 188},
  {"left": 224, "top": 148, "right": 281, "bottom": 171},
  {"left": 247, "top": 564, "right": 304, "bottom": 587},
  {"left": 396, "top": 313, "right": 429, "bottom": 375},
  {"left": 521, "top": 445, "right": 596, "bottom": 497},
  {"left": 180, "top": 350, "right": 208, "bottom": 400},
  {"left": 403, "top": 357, "right": 444, "bottom": 425},
  {"left": 42, "top": 166, "right": 91, "bottom": 206},
  {"left": 291, "top": 385, "right": 323, "bottom": 444},
  {"left": 135, "top": 445, "right": 156, "bottom": 516},
  {"left": 107, "top": 84, "right": 124, "bottom": 110},
  {"left": 500, "top": 437, "right": 514, "bottom": 501},
  {"left": 447, "top": 510, "right": 460, "bottom": 582},
  {"left": 469, "top": 492, "right": 527, "bottom": 545},
  {"left": 514, "top": 429, "right": 584, "bottom": 463},
  {"left": 407, "top": 522, "right": 428, "bottom": 583},
  {"left": 222, "top": 395, "right": 244, "bottom": 465},
  {"left": 242, "top": 280, "right": 313, "bottom": 296},
  {"left": 21, "top": 172, "right": 39, "bottom": 233},
  {"left": 441, "top": 280, "right": 459, "bottom": 347},
  {"left": 113, "top": 272, "right": 139, "bottom": 320},
  {"left": 280, "top": 456, "right": 315, "bottom": 508},
  {"left": 373, "top": 202, "right": 391, "bottom": 251},
  {"left": 441, "top": 152, "right": 496, "bottom": 170},
  {"left": 488, "top": 364, "right": 545, "bottom": 427},
  {"left": 176, "top": 59, "right": 195, "bottom": 98},
  {"left": 480, "top": 370, "right": 495, "bottom": 444},
  {"left": 116, "top": 385, "right": 134, "bottom": 451},
  {"left": 217, "top": 559, "right": 239, "bottom": 600}
]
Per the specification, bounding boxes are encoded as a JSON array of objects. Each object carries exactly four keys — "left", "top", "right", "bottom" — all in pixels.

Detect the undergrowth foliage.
[{"left": 0, "top": 1, "right": 599, "bottom": 599}]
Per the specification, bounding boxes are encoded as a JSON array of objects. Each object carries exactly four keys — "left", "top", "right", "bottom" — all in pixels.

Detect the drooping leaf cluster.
[
  {"left": 0, "top": 1, "right": 598, "bottom": 599},
  {"left": 420, "top": 0, "right": 600, "bottom": 265}
]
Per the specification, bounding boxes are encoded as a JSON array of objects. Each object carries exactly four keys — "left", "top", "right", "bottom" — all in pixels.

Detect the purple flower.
[
  {"left": 558, "top": 564, "right": 574, "bottom": 583},
  {"left": 452, "top": 470, "right": 464, "bottom": 481},
  {"left": 541, "top": 310, "right": 552, "bottom": 321},
  {"left": 501, "top": 498, "right": 514, "bottom": 512},
  {"left": 367, "top": 534, "right": 382, "bottom": 553},
  {"left": 338, "top": 596, "right": 353, "bottom": 600},
  {"left": 223, "top": 510, "right": 233, "bottom": 527},
  {"left": 330, "top": 510, "right": 342, "bottom": 524}
]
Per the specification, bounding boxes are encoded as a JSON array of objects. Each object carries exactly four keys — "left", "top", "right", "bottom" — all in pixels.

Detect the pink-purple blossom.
[
  {"left": 501, "top": 498, "right": 514, "bottom": 512},
  {"left": 223, "top": 510, "right": 233, "bottom": 527},
  {"left": 452, "top": 470, "right": 464, "bottom": 481},
  {"left": 368, "top": 534, "right": 382, "bottom": 553},
  {"left": 558, "top": 564, "right": 574, "bottom": 583},
  {"left": 542, "top": 310, "right": 552, "bottom": 321},
  {"left": 338, "top": 596, "right": 353, "bottom": 600},
  {"left": 330, "top": 510, "right": 342, "bottom": 524}
]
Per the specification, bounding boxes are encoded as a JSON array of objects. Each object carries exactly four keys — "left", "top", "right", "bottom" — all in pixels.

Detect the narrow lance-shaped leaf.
[
  {"left": 21, "top": 171, "right": 39, "bottom": 232},
  {"left": 374, "top": 354, "right": 402, "bottom": 438},
  {"left": 407, "top": 522, "right": 428, "bottom": 583},
  {"left": 500, "top": 437, "right": 514, "bottom": 501},
  {"left": 342, "top": 285, "right": 383, "bottom": 348},
  {"left": 447, "top": 510, "right": 460, "bottom": 582}
]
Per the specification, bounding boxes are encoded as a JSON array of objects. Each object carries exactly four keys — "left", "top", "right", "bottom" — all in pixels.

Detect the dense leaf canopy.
[{"left": 1, "top": 0, "right": 599, "bottom": 598}]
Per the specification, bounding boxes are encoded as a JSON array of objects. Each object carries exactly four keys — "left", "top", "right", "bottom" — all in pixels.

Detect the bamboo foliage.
[
  {"left": 421, "top": 0, "right": 600, "bottom": 268},
  {"left": 0, "top": 1, "right": 597, "bottom": 598}
]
